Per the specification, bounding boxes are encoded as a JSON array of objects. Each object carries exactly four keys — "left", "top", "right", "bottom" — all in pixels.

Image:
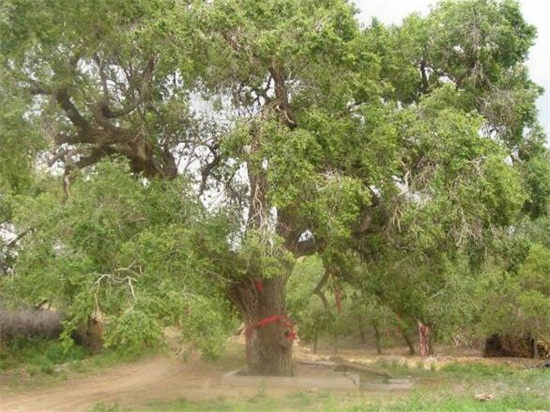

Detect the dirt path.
[
  {"left": 0, "top": 350, "right": 340, "bottom": 412},
  {"left": 1, "top": 342, "right": 538, "bottom": 412},
  {"left": 0, "top": 354, "right": 243, "bottom": 412}
]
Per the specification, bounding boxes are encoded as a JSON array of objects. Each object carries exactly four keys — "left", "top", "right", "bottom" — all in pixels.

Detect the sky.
[{"left": 354, "top": 0, "right": 550, "bottom": 136}]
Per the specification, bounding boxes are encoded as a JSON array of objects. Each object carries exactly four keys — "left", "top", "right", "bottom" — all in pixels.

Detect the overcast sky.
[{"left": 354, "top": 0, "right": 550, "bottom": 136}]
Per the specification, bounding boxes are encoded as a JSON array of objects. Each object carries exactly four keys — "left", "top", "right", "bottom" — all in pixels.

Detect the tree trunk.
[
  {"left": 372, "top": 321, "right": 382, "bottom": 355},
  {"left": 532, "top": 335, "right": 539, "bottom": 359},
  {"left": 313, "top": 333, "right": 318, "bottom": 354},
  {"left": 427, "top": 323, "right": 437, "bottom": 356},
  {"left": 228, "top": 276, "right": 294, "bottom": 376},
  {"left": 359, "top": 322, "right": 366, "bottom": 344},
  {"left": 403, "top": 330, "right": 415, "bottom": 355}
]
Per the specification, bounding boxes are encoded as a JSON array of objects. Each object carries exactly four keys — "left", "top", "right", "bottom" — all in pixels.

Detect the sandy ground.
[
  {"left": 0, "top": 340, "right": 542, "bottom": 412},
  {"left": 0, "top": 351, "right": 362, "bottom": 412}
]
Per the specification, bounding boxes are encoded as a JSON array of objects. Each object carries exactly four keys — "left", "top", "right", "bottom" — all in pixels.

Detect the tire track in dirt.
[{"left": 0, "top": 355, "right": 220, "bottom": 412}]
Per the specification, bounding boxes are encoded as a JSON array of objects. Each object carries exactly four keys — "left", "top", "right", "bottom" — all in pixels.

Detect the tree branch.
[
  {"left": 313, "top": 269, "right": 331, "bottom": 313},
  {"left": 54, "top": 89, "right": 89, "bottom": 131}
]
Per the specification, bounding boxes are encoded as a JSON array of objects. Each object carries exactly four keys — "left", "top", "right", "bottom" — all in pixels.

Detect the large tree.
[
  {"left": 1, "top": 0, "right": 547, "bottom": 375},
  {"left": 329, "top": 0, "right": 547, "bottom": 351}
]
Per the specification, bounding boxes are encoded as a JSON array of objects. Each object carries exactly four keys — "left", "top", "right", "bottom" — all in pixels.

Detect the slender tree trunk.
[
  {"left": 427, "top": 323, "right": 437, "bottom": 356},
  {"left": 372, "top": 321, "right": 382, "bottom": 355},
  {"left": 359, "top": 322, "right": 366, "bottom": 344},
  {"left": 396, "top": 313, "right": 415, "bottom": 355},
  {"left": 313, "top": 333, "right": 318, "bottom": 354},
  {"left": 228, "top": 276, "right": 294, "bottom": 376},
  {"left": 403, "top": 330, "right": 415, "bottom": 355},
  {"left": 532, "top": 335, "right": 539, "bottom": 359}
]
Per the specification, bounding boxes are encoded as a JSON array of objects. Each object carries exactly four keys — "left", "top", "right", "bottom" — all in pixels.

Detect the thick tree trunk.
[{"left": 228, "top": 276, "right": 294, "bottom": 376}]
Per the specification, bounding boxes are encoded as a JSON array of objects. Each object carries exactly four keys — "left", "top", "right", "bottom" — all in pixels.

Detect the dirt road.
[
  {"left": 0, "top": 354, "right": 239, "bottom": 412},
  {"left": 0, "top": 349, "right": 342, "bottom": 411},
  {"left": 1, "top": 343, "right": 535, "bottom": 412}
]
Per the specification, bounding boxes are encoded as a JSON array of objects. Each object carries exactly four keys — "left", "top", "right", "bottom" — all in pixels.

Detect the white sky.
[{"left": 354, "top": 0, "right": 550, "bottom": 136}]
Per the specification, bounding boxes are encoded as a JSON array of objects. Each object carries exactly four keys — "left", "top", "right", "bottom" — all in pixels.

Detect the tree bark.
[
  {"left": 403, "top": 330, "right": 415, "bottom": 355},
  {"left": 372, "top": 321, "right": 383, "bottom": 355},
  {"left": 228, "top": 276, "right": 294, "bottom": 376},
  {"left": 427, "top": 322, "right": 437, "bottom": 356}
]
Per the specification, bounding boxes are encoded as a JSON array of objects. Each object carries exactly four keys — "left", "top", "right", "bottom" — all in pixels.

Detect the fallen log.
[
  {"left": 0, "top": 306, "right": 62, "bottom": 341},
  {"left": 0, "top": 305, "right": 103, "bottom": 352}
]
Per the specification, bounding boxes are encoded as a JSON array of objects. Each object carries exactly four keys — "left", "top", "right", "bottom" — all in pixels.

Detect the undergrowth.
[{"left": 0, "top": 337, "right": 155, "bottom": 388}]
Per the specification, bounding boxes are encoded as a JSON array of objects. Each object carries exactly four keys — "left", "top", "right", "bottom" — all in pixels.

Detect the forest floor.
[{"left": 1, "top": 334, "right": 549, "bottom": 411}]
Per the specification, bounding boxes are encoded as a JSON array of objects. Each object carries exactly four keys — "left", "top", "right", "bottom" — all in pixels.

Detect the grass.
[
  {"left": 377, "top": 362, "right": 550, "bottom": 412},
  {"left": 3, "top": 338, "right": 550, "bottom": 411},
  {"left": 136, "top": 391, "right": 352, "bottom": 412},
  {"left": 0, "top": 337, "right": 85, "bottom": 387},
  {"left": 125, "top": 360, "right": 550, "bottom": 412},
  {"left": 0, "top": 337, "right": 156, "bottom": 389}
]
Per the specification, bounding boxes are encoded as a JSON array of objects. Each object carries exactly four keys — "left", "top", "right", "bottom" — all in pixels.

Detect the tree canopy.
[{"left": 0, "top": 0, "right": 548, "bottom": 375}]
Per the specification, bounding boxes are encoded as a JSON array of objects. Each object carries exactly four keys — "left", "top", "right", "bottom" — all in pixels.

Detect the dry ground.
[{"left": 0, "top": 337, "right": 543, "bottom": 412}]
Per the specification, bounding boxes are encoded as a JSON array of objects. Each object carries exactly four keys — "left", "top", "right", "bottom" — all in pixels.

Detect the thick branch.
[
  {"left": 199, "top": 149, "right": 222, "bottom": 195},
  {"left": 313, "top": 269, "right": 331, "bottom": 313},
  {"left": 269, "top": 65, "right": 297, "bottom": 129},
  {"left": 54, "top": 89, "right": 89, "bottom": 131},
  {"left": 55, "top": 126, "right": 135, "bottom": 146},
  {"left": 64, "top": 146, "right": 118, "bottom": 173}
]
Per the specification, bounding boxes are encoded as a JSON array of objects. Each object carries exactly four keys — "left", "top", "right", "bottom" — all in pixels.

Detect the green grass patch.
[
  {"left": 88, "top": 402, "right": 129, "bottom": 412},
  {"left": 130, "top": 362, "right": 550, "bottom": 412},
  {"left": 377, "top": 363, "right": 550, "bottom": 412},
  {"left": 439, "top": 362, "right": 512, "bottom": 378},
  {"left": 0, "top": 337, "right": 87, "bottom": 370},
  {"left": 0, "top": 337, "right": 86, "bottom": 387},
  {"left": 0, "top": 337, "right": 159, "bottom": 389},
  {"left": 137, "top": 391, "right": 398, "bottom": 411}
]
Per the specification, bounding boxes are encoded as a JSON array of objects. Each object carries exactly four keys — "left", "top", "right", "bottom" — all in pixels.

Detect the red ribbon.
[
  {"left": 246, "top": 315, "right": 297, "bottom": 341},
  {"left": 254, "top": 279, "right": 264, "bottom": 293}
]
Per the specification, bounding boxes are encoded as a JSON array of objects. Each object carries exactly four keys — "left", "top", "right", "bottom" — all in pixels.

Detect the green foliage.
[
  {"left": 5, "top": 161, "right": 236, "bottom": 356},
  {"left": 0, "top": 337, "right": 86, "bottom": 372},
  {"left": 286, "top": 256, "right": 332, "bottom": 344},
  {"left": 476, "top": 239, "right": 550, "bottom": 340},
  {"left": 179, "top": 294, "right": 237, "bottom": 360},
  {"left": 238, "top": 230, "right": 295, "bottom": 279}
]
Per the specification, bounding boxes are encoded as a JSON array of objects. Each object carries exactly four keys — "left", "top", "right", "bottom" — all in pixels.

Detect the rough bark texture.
[
  {"left": 228, "top": 277, "right": 293, "bottom": 376},
  {"left": 0, "top": 306, "right": 103, "bottom": 352},
  {"left": 0, "top": 306, "right": 62, "bottom": 341}
]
